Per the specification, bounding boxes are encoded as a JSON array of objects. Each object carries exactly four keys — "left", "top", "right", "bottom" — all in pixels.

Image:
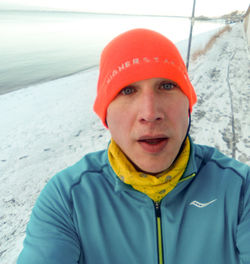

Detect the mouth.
[
  {"left": 137, "top": 136, "right": 169, "bottom": 153},
  {"left": 138, "top": 137, "right": 167, "bottom": 144}
]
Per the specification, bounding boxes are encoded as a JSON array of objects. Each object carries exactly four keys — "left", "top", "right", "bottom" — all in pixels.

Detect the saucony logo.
[{"left": 190, "top": 199, "right": 217, "bottom": 208}]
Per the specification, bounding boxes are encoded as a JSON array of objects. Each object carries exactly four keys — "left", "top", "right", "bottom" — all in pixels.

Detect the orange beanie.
[{"left": 94, "top": 28, "right": 197, "bottom": 127}]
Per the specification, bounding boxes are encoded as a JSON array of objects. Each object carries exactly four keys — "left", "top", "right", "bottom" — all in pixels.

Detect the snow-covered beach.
[{"left": 0, "top": 22, "right": 249, "bottom": 263}]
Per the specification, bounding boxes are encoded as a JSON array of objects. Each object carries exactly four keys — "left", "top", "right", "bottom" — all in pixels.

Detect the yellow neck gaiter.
[{"left": 108, "top": 137, "right": 190, "bottom": 202}]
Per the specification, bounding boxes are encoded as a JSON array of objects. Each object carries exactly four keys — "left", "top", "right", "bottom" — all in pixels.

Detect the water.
[{"left": 0, "top": 11, "right": 224, "bottom": 94}]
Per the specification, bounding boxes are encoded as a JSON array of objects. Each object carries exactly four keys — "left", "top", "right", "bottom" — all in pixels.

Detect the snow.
[
  {"left": 0, "top": 22, "right": 249, "bottom": 263},
  {"left": 189, "top": 23, "right": 250, "bottom": 163},
  {"left": 0, "top": 68, "right": 110, "bottom": 263}
]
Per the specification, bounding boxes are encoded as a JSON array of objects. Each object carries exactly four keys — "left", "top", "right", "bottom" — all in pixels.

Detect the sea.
[{"left": 0, "top": 10, "right": 225, "bottom": 94}]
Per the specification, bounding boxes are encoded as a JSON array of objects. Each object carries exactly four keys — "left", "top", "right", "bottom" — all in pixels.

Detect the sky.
[{"left": 0, "top": 0, "right": 249, "bottom": 17}]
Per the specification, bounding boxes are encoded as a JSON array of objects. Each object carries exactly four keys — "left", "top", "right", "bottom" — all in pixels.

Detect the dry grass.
[{"left": 191, "top": 25, "right": 232, "bottom": 61}]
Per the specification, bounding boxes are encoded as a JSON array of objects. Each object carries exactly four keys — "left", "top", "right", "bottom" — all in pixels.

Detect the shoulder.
[
  {"left": 62, "top": 149, "right": 109, "bottom": 180},
  {"left": 190, "top": 142, "right": 250, "bottom": 216},
  {"left": 56, "top": 149, "right": 110, "bottom": 185},
  {"left": 39, "top": 149, "right": 112, "bottom": 204},
  {"left": 192, "top": 142, "right": 249, "bottom": 181}
]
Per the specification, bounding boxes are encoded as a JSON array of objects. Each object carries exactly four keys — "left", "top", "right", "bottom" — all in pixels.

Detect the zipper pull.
[{"left": 155, "top": 202, "right": 161, "bottom": 217}]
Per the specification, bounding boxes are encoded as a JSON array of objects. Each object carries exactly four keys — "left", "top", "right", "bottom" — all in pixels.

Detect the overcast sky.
[{"left": 0, "top": 0, "right": 249, "bottom": 16}]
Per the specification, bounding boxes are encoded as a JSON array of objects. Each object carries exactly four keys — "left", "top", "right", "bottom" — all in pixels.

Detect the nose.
[{"left": 137, "top": 90, "right": 164, "bottom": 123}]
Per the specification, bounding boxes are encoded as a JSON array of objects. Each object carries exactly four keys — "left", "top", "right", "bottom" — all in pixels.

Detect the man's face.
[{"left": 106, "top": 77, "right": 189, "bottom": 175}]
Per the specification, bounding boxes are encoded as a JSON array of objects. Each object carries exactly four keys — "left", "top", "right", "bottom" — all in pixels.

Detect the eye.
[
  {"left": 120, "top": 86, "right": 136, "bottom": 95},
  {"left": 160, "top": 82, "right": 178, "bottom": 90}
]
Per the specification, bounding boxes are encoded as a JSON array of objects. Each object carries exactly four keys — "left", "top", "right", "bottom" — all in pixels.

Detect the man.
[{"left": 17, "top": 29, "right": 250, "bottom": 264}]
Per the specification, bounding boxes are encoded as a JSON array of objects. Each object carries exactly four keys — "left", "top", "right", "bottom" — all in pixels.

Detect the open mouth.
[
  {"left": 138, "top": 138, "right": 167, "bottom": 145},
  {"left": 138, "top": 136, "right": 168, "bottom": 153}
]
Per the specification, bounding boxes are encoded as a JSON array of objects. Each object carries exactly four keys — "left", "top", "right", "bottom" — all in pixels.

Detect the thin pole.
[{"left": 186, "top": 0, "right": 196, "bottom": 71}]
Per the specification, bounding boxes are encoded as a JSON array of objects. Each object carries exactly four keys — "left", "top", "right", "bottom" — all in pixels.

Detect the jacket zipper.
[{"left": 155, "top": 202, "right": 164, "bottom": 264}]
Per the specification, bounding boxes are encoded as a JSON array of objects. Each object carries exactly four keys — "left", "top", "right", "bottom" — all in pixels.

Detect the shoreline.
[{"left": 0, "top": 65, "right": 99, "bottom": 96}]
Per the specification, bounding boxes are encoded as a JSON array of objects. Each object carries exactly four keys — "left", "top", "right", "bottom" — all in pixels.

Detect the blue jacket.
[{"left": 17, "top": 140, "right": 250, "bottom": 264}]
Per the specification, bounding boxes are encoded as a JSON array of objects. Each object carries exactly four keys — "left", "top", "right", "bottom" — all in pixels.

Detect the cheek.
[
  {"left": 106, "top": 107, "right": 117, "bottom": 132},
  {"left": 169, "top": 97, "right": 189, "bottom": 130},
  {"left": 179, "top": 106, "right": 189, "bottom": 134},
  {"left": 107, "top": 99, "right": 136, "bottom": 129},
  {"left": 107, "top": 104, "right": 130, "bottom": 137},
  {"left": 107, "top": 109, "right": 133, "bottom": 151}
]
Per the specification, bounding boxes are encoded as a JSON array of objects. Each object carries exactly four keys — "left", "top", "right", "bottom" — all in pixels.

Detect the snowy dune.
[
  {"left": 0, "top": 23, "right": 249, "bottom": 263},
  {"left": 189, "top": 23, "right": 250, "bottom": 163}
]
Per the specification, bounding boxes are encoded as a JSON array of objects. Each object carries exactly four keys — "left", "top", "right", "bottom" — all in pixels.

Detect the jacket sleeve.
[
  {"left": 17, "top": 174, "right": 81, "bottom": 264},
  {"left": 236, "top": 168, "right": 250, "bottom": 264}
]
